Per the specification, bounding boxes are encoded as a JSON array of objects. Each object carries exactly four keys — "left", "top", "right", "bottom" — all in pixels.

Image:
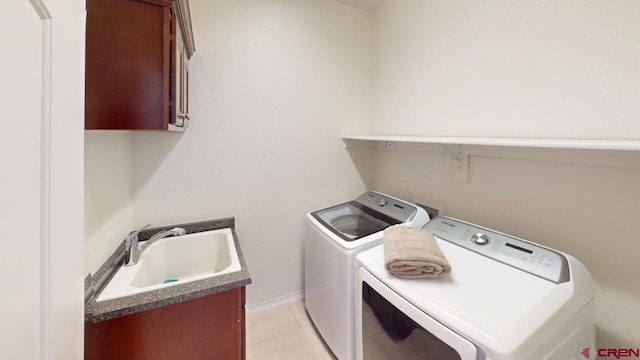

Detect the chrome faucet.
[{"left": 124, "top": 224, "right": 186, "bottom": 266}]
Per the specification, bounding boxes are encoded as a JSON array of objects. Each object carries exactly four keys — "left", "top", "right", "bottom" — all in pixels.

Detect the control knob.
[{"left": 471, "top": 233, "right": 490, "bottom": 245}]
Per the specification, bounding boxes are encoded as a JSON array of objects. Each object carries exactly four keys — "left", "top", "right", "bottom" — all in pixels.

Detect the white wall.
[
  {"left": 372, "top": 0, "right": 640, "bottom": 348},
  {"left": 127, "top": 0, "right": 374, "bottom": 306},
  {"left": 84, "top": 132, "right": 134, "bottom": 274},
  {"left": 374, "top": 0, "right": 640, "bottom": 139}
]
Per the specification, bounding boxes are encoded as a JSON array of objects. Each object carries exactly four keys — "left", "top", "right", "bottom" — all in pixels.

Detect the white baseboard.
[{"left": 246, "top": 290, "right": 305, "bottom": 315}]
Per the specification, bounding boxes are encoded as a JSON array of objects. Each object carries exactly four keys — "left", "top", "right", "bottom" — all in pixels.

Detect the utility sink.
[{"left": 96, "top": 228, "right": 241, "bottom": 302}]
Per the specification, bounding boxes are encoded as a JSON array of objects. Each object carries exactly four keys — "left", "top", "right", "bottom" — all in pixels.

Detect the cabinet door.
[
  {"left": 85, "top": 287, "right": 246, "bottom": 360},
  {"left": 85, "top": 0, "right": 171, "bottom": 130},
  {"left": 173, "top": 21, "right": 189, "bottom": 128}
]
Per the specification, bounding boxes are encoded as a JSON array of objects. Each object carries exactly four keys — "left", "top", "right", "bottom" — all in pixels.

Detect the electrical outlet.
[{"left": 415, "top": 201, "right": 444, "bottom": 220}]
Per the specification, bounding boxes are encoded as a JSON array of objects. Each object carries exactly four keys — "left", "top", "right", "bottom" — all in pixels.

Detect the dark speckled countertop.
[{"left": 84, "top": 217, "right": 252, "bottom": 323}]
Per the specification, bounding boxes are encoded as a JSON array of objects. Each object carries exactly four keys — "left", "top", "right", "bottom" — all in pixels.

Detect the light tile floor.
[{"left": 246, "top": 301, "right": 338, "bottom": 360}]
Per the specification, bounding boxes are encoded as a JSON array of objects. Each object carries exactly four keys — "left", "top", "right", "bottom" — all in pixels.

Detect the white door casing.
[
  {"left": 0, "top": 1, "right": 48, "bottom": 358},
  {"left": 0, "top": 0, "right": 84, "bottom": 359}
]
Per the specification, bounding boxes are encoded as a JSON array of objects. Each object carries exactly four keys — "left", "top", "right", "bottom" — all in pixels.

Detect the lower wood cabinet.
[{"left": 85, "top": 287, "right": 246, "bottom": 360}]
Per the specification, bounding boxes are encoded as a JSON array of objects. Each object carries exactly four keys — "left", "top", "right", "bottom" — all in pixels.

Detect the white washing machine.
[
  {"left": 305, "top": 191, "right": 429, "bottom": 360},
  {"left": 355, "top": 216, "right": 595, "bottom": 360}
]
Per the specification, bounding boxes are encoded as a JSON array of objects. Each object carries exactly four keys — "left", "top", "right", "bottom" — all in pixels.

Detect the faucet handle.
[
  {"left": 130, "top": 223, "right": 151, "bottom": 237},
  {"left": 126, "top": 224, "right": 150, "bottom": 246},
  {"left": 124, "top": 224, "right": 150, "bottom": 266}
]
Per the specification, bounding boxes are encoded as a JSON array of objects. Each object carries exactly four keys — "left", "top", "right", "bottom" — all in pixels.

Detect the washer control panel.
[
  {"left": 423, "top": 216, "right": 570, "bottom": 283},
  {"left": 356, "top": 191, "right": 417, "bottom": 222}
]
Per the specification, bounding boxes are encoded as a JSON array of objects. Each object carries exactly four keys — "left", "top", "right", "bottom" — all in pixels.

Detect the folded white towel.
[{"left": 384, "top": 225, "right": 451, "bottom": 279}]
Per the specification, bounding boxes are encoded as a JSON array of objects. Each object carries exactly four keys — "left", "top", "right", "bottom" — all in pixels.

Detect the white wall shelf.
[
  {"left": 343, "top": 135, "right": 640, "bottom": 183},
  {"left": 342, "top": 135, "right": 640, "bottom": 151}
]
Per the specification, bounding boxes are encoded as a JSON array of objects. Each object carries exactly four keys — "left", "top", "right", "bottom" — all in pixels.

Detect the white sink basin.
[{"left": 96, "top": 228, "right": 241, "bottom": 302}]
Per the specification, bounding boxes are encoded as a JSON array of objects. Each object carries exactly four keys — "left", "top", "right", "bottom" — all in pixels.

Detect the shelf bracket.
[{"left": 442, "top": 144, "right": 468, "bottom": 183}]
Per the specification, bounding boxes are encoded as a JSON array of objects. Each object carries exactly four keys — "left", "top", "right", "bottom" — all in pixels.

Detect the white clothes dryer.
[
  {"left": 355, "top": 216, "right": 595, "bottom": 360},
  {"left": 305, "top": 191, "right": 429, "bottom": 360}
]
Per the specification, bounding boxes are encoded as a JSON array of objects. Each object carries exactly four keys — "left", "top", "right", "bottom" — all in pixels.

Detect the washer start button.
[{"left": 472, "top": 233, "right": 490, "bottom": 245}]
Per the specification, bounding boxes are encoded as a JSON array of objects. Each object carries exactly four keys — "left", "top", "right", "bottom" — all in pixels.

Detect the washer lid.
[
  {"left": 356, "top": 240, "right": 583, "bottom": 358},
  {"left": 310, "top": 192, "right": 418, "bottom": 242},
  {"left": 312, "top": 202, "right": 399, "bottom": 241}
]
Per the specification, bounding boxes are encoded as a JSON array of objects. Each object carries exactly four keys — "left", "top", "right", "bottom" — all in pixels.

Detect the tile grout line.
[
  {"left": 246, "top": 303, "right": 306, "bottom": 347},
  {"left": 246, "top": 302, "right": 337, "bottom": 360},
  {"left": 288, "top": 302, "right": 312, "bottom": 329}
]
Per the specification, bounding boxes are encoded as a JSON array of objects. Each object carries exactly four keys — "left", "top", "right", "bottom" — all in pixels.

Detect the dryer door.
[{"left": 356, "top": 268, "right": 478, "bottom": 360}]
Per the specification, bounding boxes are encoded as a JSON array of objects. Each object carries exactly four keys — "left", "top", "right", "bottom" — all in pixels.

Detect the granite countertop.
[{"left": 84, "top": 217, "right": 252, "bottom": 323}]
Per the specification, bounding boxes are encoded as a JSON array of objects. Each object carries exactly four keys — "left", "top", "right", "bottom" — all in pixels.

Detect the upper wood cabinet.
[{"left": 85, "top": 0, "right": 195, "bottom": 131}]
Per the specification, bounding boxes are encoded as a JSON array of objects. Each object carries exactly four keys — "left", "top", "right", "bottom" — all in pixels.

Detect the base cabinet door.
[{"left": 85, "top": 287, "right": 246, "bottom": 360}]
